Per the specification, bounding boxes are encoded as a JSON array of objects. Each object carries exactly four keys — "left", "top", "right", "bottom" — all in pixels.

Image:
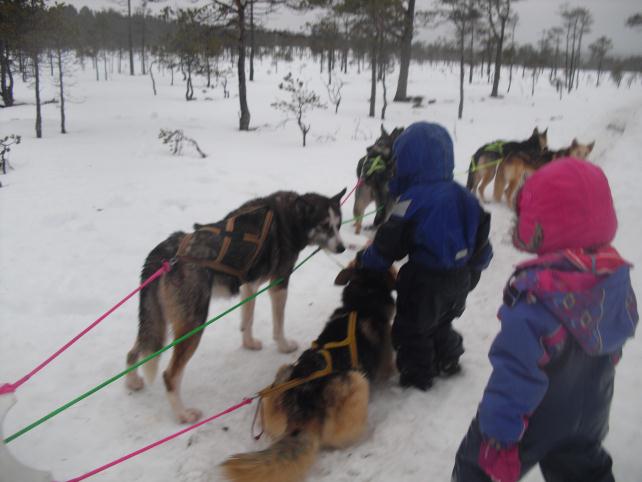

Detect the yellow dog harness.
[{"left": 257, "top": 311, "right": 359, "bottom": 399}]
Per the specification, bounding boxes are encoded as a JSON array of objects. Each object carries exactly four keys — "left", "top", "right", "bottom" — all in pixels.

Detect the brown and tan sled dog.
[
  {"left": 220, "top": 266, "right": 396, "bottom": 482},
  {"left": 466, "top": 128, "right": 548, "bottom": 203},
  {"left": 493, "top": 138, "right": 595, "bottom": 207},
  {"left": 125, "top": 189, "right": 347, "bottom": 424}
]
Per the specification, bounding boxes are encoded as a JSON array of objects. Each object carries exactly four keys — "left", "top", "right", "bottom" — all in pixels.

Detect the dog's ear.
[
  {"left": 532, "top": 127, "right": 539, "bottom": 137},
  {"left": 334, "top": 267, "right": 356, "bottom": 286},
  {"left": 571, "top": 138, "right": 578, "bottom": 147},
  {"left": 331, "top": 187, "right": 347, "bottom": 205},
  {"left": 381, "top": 124, "right": 389, "bottom": 138},
  {"left": 542, "top": 128, "right": 548, "bottom": 137},
  {"left": 588, "top": 141, "right": 595, "bottom": 152}
]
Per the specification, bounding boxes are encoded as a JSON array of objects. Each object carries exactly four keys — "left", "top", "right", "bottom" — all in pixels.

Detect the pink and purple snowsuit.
[{"left": 452, "top": 158, "right": 638, "bottom": 482}]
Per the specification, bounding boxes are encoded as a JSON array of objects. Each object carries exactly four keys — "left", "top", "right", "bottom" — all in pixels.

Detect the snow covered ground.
[{"left": 1, "top": 56, "right": 641, "bottom": 482}]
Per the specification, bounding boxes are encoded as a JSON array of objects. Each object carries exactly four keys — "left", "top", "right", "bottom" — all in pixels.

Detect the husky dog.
[
  {"left": 125, "top": 189, "right": 347, "bottom": 423},
  {"left": 494, "top": 139, "right": 595, "bottom": 207},
  {"left": 352, "top": 125, "right": 404, "bottom": 234},
  {"left": 467, "top": 128, "right": 548, "bottom": 203},
  {"left": 221, "top": 265, "right": 396, "bottom": 482},
  {"left": 551, "top": 138, "right": 595, "bottom": 160}
]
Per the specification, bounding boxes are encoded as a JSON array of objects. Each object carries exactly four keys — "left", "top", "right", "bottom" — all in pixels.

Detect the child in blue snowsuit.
[
  {"left": 452, "top": 157, "right": 638, "bottom": 482},
  {"left": 357, "top": 122, "right": 493, "bottom": 390}
]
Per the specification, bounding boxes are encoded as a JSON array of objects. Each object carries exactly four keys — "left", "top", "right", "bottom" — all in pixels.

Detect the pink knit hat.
[{"left": 514, "top": 157, "right": 618, "bottom": 254}]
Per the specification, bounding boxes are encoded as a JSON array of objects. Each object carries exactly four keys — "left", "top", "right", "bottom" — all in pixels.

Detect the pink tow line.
[
  {"left": 1, "top": 181, "right": 361, "bottom": 398},
  {"left": 341, "top": 178, "right": 363, "bottom": 206},
  {"left": 0, "top": 261, "right": 172, "bottom": 396},
  {"left": 62, "top": 397, "right": 255, "bottom": 482}
]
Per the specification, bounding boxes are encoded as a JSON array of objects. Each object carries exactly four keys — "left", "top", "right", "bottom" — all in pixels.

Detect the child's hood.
[
  {"left": 389, "top": 122, "right": 454, "bottom": 197},
  {"left": 510, "top": 248, "right": 638, "bottom": 356},
  {"left": 514, "top": 157, "right": 617, "bottom": 254}
]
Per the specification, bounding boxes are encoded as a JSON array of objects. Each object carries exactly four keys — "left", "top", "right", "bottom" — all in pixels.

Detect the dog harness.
[
  {"left": 364, "top": 155, "right": 387, "bottom": 177},
  {"left": 257, "top": 311, "right": 360, "bottom": 400},
  {"left": 483, "top": 140, "right": 506, "bottom": 155},
  {"left": 470, "top": 140, "right": 506, "bottom": 173},
  {"left": 174, "top": 205, "right": 274, "bottom": 280},
  {"left": 251, "top": 311, "right": 360, "bottom": 439}
]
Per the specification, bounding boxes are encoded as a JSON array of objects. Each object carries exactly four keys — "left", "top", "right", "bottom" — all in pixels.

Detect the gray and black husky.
[
  {"left": 125, "top": 189, "right": 346, "bottom": 423},
  {"left": 352, "top": 125, "right": 404, "bottom": 234}
]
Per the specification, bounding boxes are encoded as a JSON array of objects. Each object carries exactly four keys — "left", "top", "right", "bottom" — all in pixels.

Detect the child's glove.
[{"left": 478, "top": 439, "right": 521, "bottom": 482}]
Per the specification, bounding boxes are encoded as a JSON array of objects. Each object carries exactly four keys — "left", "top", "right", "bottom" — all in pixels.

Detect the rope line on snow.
[
  {"left": 61, "top": 397, "right": 256, "bottom": 482},
  {"left": 3, "top": 247, "right": 321, "bottom": 444},
  {"left": 0, "top": 262, "right": 171, "bottom": 397},
  {"left": 4, "top": 179, "right": 363, "bottom": 444}
]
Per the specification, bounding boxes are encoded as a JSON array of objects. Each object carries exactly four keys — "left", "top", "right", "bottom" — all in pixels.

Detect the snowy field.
[{"left": 1, "top": 56, "right": 641, "bottom": 482}]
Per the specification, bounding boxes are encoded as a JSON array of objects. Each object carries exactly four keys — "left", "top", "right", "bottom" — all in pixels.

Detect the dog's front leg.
[
  {"left": 240, "top": 282, "right": 263, "bottom": 350},
  {"left": 269, "top": 285, "right": 298, "bottom": 353}
]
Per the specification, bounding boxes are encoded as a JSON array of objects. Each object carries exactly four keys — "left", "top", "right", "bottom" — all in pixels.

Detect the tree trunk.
[
  {"left": 596, "top": 58, "right": 602, "bottom": 87},
  {"left": 186, "top": 62, "right": 193, "bottom": 100},
  {"left": 237, "top": 1, "right": 250, "bottom": 130},
  {"left": 486, "top": 40, "right": 492, "bottom": 82},
  {"left": 103, "top": 53, "right": 108, "bottom": 81},
  {"left": 249, "top": 0, "right": 255, "bottom": 81},
  {"left": 381, "top": 68, "right": 388, "bottom": 120},
  {"left": 206, "top": 56, "right": 211, "bottom": 87},
  {"left": 34, "top": 52, "right": 42, "bottom": 138},
  {"left": 127, "top": 0, "right": 134, "bottom": 75},
  {"left": 491, "top": 17, "right": 506, "bottom": 98},
  {"left": 468, "top": 22, "right": 474, "bottom": 84},
  {"left": 574, "top": 30, "right": 584, "bottom": 90},
  {"left": 564, "top": 24, "right": 570, "bottom": 88},
  {"left": 369, "top": 43, "right": 377, "bottom": 118},
  {"left": 57, "top": 48, "right": 66, "bottom": 134},
  {"left": 150, "top": 61, "right": 157, "bottom": 95},
  {"left": 393, "top": 0, "right": 415, "bottom": 101},
  {"left": 568, "top": 20, "right": 578, "bottom": 92},
  {"left": 531, "top": 68, "right": 536, "bottom": 96},
  {"left": 458, "top": 27, "right": 465, "bottom": 119},
  {"left": 141, "top": 14, "right": 146, "bottom": 75},
  {"left": 1, "top": 41, "right": 15, "bottom": 107}
]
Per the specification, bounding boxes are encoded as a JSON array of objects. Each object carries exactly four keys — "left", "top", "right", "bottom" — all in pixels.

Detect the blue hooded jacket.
[
  {"left": 479, "top": 260, "right": 638, "bottom": 446},
  {"left": 361, "top": 122, "right": 492, "bottom": 272}
]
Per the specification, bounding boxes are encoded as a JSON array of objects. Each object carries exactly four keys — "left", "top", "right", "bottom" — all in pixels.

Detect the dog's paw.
[
  {"left": 243, "top": 337, "right": 263, "bottom": 351},
  {"left": 125, "top": 373, "right": 145, "bottom": 391},
  {"left": 277, "top": 338, "right": 298, "bottom": 354},
  {"left": 177, "top": 408, "right": 203, "bottom": 424}
]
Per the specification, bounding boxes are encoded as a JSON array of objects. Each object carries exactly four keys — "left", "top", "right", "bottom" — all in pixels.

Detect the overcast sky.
[{"left": 67, "top": 0, "right": 642, "bottom": 56}]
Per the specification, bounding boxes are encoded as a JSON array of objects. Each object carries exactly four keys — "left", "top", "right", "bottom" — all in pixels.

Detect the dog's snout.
[{"left": 336, "top": 243, "right": 346, "bottom": 254}]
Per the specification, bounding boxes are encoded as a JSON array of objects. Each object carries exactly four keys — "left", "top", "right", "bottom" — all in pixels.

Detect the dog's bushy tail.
[
  {"left": 221, "top": 427, "right": 321, "bottom": 482},
  {"left": 133, "top": 231, "right": 186, "bottom": 383}
]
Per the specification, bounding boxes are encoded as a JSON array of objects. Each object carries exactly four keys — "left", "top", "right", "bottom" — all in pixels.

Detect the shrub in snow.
[
  {"left": 271, "top": 73, "right": 325, "bottom": 147},
  {"left": 325, "top": 77, "right": 345, "bottom": 114},
  {"left": 158, "top": 129, "right": 207, "bottom": 158}
]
